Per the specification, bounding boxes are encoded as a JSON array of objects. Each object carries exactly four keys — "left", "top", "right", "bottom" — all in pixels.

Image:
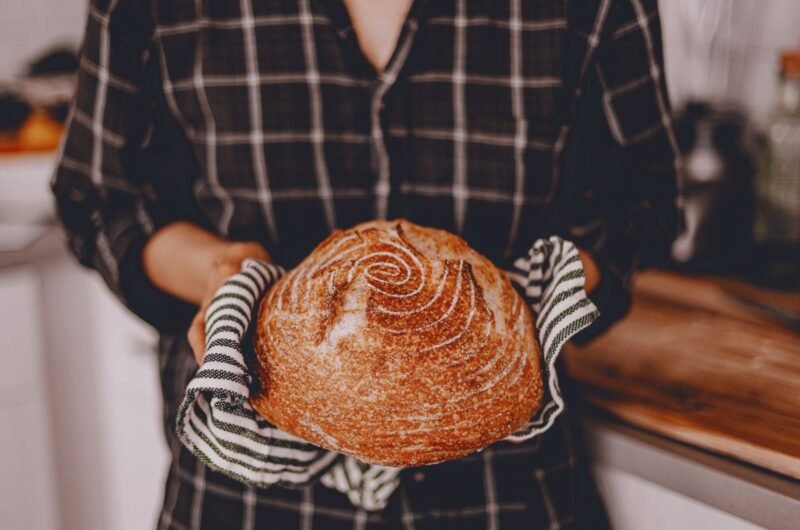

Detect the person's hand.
[
  {"left": 506, "top": 246, "right": 600, "bottom": 446},
  {"left": 186, "top": 241, "right": 271, "bottom": 365},
  {"left": 142, "top": 221, "right": 273, "bottom": 365},
  {"left": 576, "top": 247, "right": 601, "bottom": 294}
]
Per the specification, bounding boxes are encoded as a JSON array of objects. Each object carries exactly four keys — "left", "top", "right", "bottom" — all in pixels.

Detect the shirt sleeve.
[
  {"left": 560, "top": 0, "right": 682, "bottom": 341},
  {"left": 51, "top": 0, "right": 196, "bottom": 332}
]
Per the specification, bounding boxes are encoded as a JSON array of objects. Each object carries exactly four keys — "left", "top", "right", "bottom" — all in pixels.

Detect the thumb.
[{"left": 188, "top": 306, "right": 207, "bottom": 365}]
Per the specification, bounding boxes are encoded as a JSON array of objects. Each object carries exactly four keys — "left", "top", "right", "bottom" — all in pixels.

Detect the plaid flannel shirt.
[{"left": 52, "top": 0, "right": 679, "bottom": 528}]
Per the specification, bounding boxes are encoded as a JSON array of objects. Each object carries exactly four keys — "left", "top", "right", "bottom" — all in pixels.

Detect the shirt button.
[{"left": 412, "top": 472, "right": 425, "bottom": 482}]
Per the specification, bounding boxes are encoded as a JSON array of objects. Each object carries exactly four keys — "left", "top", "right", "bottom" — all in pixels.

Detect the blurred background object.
[
  {"left": 752, "top": 50, "right": 800, "bottom": 290},
  {"left": 756, "top": 51, "right": 800, "bottom": 246},
  {"left": 671, "top": 102, "right": 757, "bottom": 273},
  {"left": 660, "top": 0, "right": 798, "bottom": 127},
  {"left": 0, "top": 1, "right": 799, "bottom": 529},
  {"left": 0, "top": 47, "right": 77, "bottom": 154},
  {"left": 661, "top": 0, "right": 800, "bottom": 290}
]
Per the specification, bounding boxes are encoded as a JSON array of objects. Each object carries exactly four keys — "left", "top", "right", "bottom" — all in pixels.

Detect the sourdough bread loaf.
[{"left": 251, "top": 220, "right": 542, "bottom": 467}]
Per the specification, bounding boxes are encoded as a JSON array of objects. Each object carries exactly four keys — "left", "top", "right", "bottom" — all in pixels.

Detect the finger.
[
  {"left": 229, "top": 242, "right": 271, "bottom": 263},
  {"left": 187, "top": 311, "right": 205, "bottom": 365},
  {"left": 206, "top": 262, "right": 241, "bottom": 298},
  {"left": 212, "top": 262, "right": 241, "bottom": 286}
]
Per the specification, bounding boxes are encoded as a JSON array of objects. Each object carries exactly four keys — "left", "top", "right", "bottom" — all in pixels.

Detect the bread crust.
[{"left": 251, "top": 220, "right": 542, "bottom": 467}]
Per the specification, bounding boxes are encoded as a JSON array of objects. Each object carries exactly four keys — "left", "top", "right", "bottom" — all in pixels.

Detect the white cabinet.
[
  {"left": 37, "top": 253, "right": 169, "bottom": 530},
  {"left": 86, "top": 270, "right": 170, "bottom": 530},
  {"left": 585, "top": 420, "right": 798, "bottom": 530},
  {"left": 0, "top": 246, "right": 169, "bottom": 530},
  {"left": 0, "top": 267, "right": 59, "bottom": 530},
  {"left": 595, "top": 466, "right": 763, "bottom": 530}
]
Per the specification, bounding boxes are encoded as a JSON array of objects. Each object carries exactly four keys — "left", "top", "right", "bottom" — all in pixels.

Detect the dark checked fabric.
[{"left": 51, "top": 0, "right": 679, "bottom": 528}]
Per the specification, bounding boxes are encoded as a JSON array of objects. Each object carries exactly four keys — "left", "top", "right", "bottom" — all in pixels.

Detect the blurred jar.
[{"left": 756, "top": 51, "right": 800, "bottom": 245}]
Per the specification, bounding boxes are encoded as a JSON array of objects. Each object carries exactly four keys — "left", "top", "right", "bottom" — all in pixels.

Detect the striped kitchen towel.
[{"left": 175, "top": 236, "right": 599, "bottom": 511}]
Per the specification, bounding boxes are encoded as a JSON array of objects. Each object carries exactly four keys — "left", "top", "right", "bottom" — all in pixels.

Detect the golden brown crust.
[{"left": 251, "top": 220, "right": 542, "bottom": 467}]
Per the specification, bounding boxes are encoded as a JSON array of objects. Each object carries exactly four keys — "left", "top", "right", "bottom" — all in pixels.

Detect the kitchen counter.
[{"left": 565, "top": 270, "right": 800, "bottom": 481}]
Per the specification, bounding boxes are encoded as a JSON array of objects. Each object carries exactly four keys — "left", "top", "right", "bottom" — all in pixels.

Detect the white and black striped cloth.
[{"left": 176, "top": 236, "right": 599, "bottom": 511}]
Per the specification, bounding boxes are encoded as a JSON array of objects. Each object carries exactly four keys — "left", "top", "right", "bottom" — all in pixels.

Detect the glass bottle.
[
  {"left": 753, "top": 51, "right": 800, "bottom": 290},
  {"left": 755, "top": 51, "right": 800, "bottom": 246}
]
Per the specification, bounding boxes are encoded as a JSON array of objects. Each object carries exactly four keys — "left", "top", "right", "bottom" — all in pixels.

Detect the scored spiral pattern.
[{"left": 251, "top": 220, "right": 543, "bottom": 467}]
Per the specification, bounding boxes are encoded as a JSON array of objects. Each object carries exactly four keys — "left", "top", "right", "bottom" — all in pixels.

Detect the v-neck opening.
[{"left": 315, "top": 0, "right": 428, "bottom": 83}]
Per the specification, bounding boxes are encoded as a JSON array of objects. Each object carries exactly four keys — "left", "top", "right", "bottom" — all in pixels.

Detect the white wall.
[
  {"left": 0, "top": 0, "right": 87, "bottom": 79},
  {"left": 660, "top": 0, "right": 800, "bottom": 127}
]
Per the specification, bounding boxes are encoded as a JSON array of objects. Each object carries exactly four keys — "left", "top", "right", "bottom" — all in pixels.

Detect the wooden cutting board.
[{"left": 564, "top": 270, "right": 800, "bottom": 480}]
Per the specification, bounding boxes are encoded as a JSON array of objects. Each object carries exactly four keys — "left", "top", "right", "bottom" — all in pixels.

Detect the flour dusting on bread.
[{"left": 251, "top": 219, "right": 543, "bottom": 467}]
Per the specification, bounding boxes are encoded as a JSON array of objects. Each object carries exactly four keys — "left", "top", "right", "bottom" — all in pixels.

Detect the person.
[{"left": 52, "top": 0, "right": 679, "bottom": 528}]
